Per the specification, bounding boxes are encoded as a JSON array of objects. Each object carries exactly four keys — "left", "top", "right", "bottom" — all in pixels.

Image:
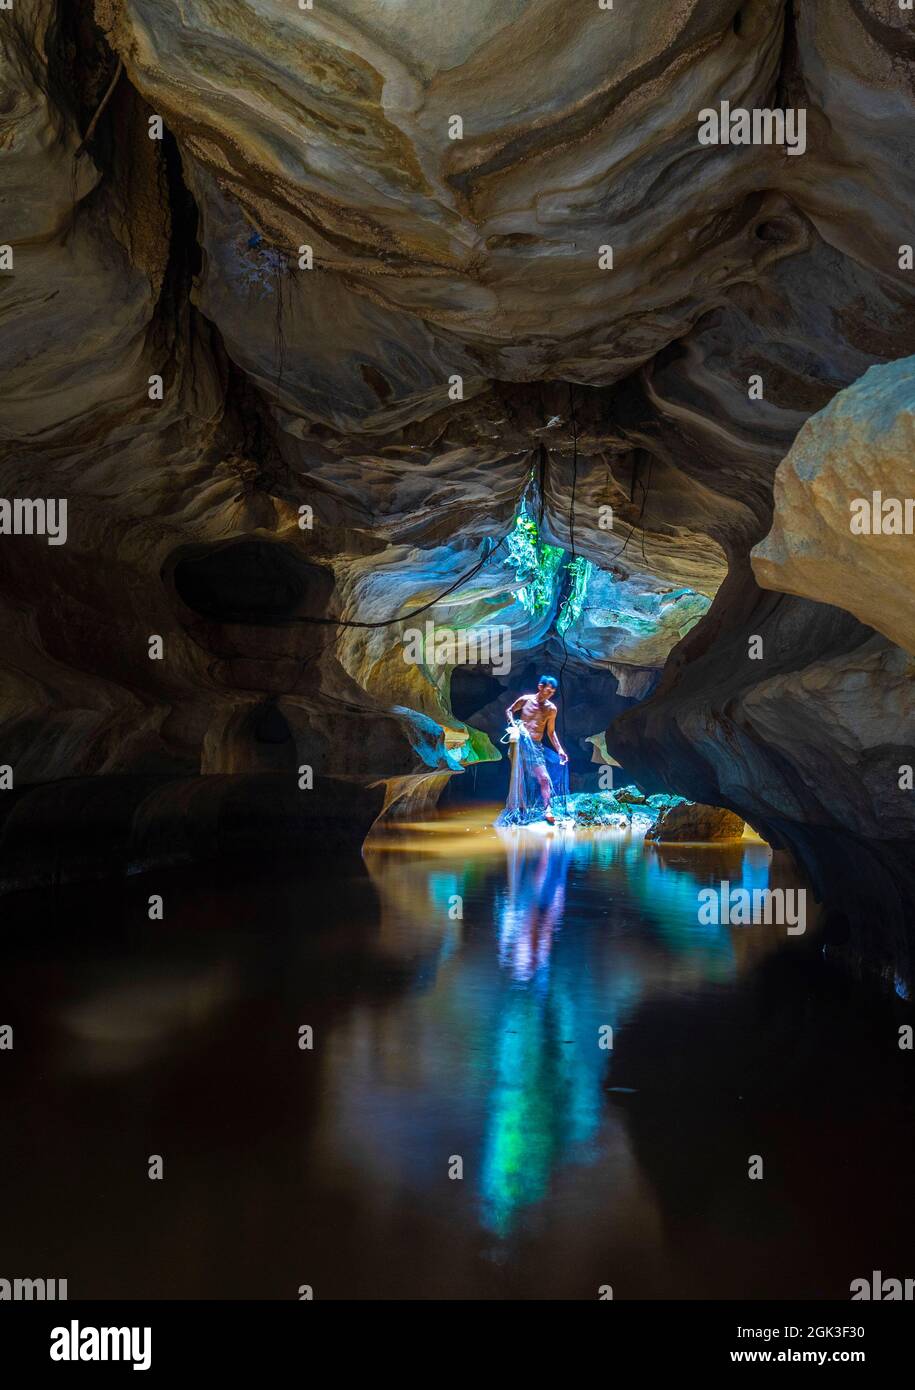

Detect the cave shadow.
[
  {"left": 0, "top": 854, "right": 429, "bottom": 1299},
  {"left": 598, "top": 933, "right": 915, "bottom": 1298}
]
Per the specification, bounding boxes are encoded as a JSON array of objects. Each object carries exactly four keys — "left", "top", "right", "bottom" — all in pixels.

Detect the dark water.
[{"left": 1, "top": 808, "right": 913, "bottom": 1300}]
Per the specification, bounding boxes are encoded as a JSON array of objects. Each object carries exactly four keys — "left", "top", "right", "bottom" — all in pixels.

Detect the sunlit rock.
[
  {"left": 646, "top": 802, "right": 745, "bottom": 843},
  {"left": 752, "top": 356, "right": 915, "bottom": 656}
]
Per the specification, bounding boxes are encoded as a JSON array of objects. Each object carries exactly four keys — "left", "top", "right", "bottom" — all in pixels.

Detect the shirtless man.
[{"left": 506, "top": 674, "right": 568, "bottom": 824}]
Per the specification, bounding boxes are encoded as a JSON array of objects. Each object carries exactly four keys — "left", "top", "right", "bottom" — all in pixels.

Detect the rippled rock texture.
[
  {"left": 1, "top": 2, "right": 914, "bottom": 899},
  {"left": 752, "top": 354, "right": 915, "bottom": 655}
]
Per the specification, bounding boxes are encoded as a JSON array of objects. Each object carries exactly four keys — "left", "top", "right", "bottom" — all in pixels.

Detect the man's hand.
[{"left": 558, "top": 751, "right": 569, "bottom": 766}]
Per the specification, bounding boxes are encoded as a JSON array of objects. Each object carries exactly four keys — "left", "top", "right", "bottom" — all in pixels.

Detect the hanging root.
[{"left": 75, "top": 57, "right": 123, "bottom": 155}]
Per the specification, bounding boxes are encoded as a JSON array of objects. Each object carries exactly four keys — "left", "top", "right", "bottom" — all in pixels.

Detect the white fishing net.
[{"left": 496, "top": 725, "right": 569, "bottom": 826}]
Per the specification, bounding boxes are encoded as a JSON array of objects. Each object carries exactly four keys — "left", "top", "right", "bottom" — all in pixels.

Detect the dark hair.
[{"left": 538, "top": 673, "right": 558, "bottom": 689}]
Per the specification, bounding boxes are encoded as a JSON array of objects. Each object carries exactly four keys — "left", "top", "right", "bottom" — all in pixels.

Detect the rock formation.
[
  {"left": 752, "top": 355, "right": 915, "bottom": 656},
  {"left": 646, "top": 802, "right": 746, "bottom": 843},
  {"left": 0, "top": 1, "right": 913, "bottom": 935}
]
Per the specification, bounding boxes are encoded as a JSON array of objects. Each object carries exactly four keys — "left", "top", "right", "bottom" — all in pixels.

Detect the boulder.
[
  {"left": 752, "top": 357, "right": 915, "bottom": 656},
  {"left": 646, "top": 802, "right": 745, "bottom": 843}
]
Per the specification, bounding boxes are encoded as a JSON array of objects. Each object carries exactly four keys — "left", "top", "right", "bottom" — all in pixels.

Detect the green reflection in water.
[{"left": 477, "top": 830, "right": 771, "bottom": 1235}]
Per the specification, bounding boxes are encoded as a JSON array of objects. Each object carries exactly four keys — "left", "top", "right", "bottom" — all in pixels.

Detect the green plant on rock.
[{"left": 505, "top": 502, "right": 564, "bottom": 617}]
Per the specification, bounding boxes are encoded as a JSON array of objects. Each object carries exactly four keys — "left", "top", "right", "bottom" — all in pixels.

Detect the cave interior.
[{"left": 1, "top": 0, "right": 914, "bottom": 983}]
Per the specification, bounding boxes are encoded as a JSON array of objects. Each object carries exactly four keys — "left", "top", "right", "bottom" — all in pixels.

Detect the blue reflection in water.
[
  {"left": 363, "top": 822, "right": 780, "bottom": 1240},
  {"left": 481, "top": 835, "right": 602, "bottom": 1234},
  {"left": 477, "top": 830, "right": 772, "bottom": 1236},
  {"left": 496, "top": 836, "right": 570, "bottom": 986},
  {"left": 740, "top": 849, "right": 771, "bottom": 893},
  {"left": 480, "top": 979, "right": 602, "bottom": 1236}
]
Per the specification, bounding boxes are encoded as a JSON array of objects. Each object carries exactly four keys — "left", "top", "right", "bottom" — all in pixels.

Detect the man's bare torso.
[{"left": 514, "top": 696, "right": 556, "bottom": 742}]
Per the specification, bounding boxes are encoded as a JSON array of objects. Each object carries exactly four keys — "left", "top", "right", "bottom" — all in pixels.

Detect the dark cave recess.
[{"left": 169, "top": 540, "right": 333, "bottom": 625}]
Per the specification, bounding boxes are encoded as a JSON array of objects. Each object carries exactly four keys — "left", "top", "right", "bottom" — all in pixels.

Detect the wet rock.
[
  {"left": 646, "top": 802, "right": 745, "bottom": 843},
  {"left": 646, "top": 793, "right": 688, "bottom": 811},
  {"left": 565, "top": 793, "right": 627, "bottom": 828},
  {"left": 615, "top": 785, "right": 648, "bottom": 806}
]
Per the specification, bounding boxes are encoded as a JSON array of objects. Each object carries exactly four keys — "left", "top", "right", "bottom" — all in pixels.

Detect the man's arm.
[
  {"left": 506, "top": 696, "right": 524, "bottom": 725},
  {"left": 546, "top": 709, "right": 568, "bottom": 763}
]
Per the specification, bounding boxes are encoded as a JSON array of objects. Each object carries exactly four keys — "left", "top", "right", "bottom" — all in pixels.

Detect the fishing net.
[{"left": 496, "top": 725, "right": 570, "bottom": 827}]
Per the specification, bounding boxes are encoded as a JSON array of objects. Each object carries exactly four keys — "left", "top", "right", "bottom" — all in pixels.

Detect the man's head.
[{"left": 537, "top": 674, "right": 558, "bottom": 699}]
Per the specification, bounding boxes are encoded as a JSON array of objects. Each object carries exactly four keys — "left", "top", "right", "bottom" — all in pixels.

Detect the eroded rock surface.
[
  {"left": 608, "top": 561, "right": 915, "bottom": 977},
  {"left": 752, "top": 356, "right": 915, "bottom": 655},
  {"left": 1, "top": 2, "right": 914, "bottom": 898}
]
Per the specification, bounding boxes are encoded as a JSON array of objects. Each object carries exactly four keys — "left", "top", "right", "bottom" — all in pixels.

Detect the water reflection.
[
  {"left": 496, "top": 830, "right": 571, "bottom": 983},
  {"left": 6, "top": 809, "right": 911, "bottom": 1299},
  {"left": 362, "top": 813, "right": 796, "bottom": 1239}
]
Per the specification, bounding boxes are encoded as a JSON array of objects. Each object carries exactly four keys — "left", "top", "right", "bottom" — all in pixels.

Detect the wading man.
[{"left": 505, "top": 675, "right": 568, "bottom": 824}]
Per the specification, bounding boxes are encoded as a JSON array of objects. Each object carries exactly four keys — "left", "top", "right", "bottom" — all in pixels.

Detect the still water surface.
[{"left": 2, "top": 808, "right": 913, "bottom": 1299}]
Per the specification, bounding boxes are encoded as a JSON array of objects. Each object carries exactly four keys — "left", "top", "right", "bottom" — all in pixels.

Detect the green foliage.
[
  {"left": 505, "top": 502, "right": 564, "bottom": 617},
  {"left": 504, "top": 502, "right": 597, "bottom": 632}
]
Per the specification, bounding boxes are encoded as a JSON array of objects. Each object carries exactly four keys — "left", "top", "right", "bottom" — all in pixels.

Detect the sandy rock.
[
  {"left": 752, "top": 357, "right": 915, "bottom": 656},
  {"left": 646, "top": 802, "right": 745, "bottom": 842}
]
